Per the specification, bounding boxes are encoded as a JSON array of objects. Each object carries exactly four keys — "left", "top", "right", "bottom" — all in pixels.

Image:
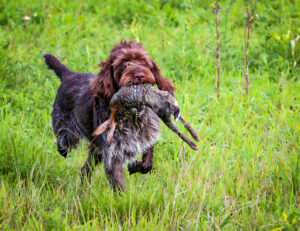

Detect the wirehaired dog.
[{"left": 44, "top": 40, "right": 175, "bottom": 191}]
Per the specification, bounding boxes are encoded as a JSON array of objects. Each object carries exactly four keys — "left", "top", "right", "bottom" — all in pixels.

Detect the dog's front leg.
[{"left": 128, "top": 146, "right": 154, "bottom": 175}]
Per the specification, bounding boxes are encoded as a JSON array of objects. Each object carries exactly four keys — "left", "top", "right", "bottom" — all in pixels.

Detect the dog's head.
[{"left": 92, "top": 40, "right": 175, "bottom": 102}]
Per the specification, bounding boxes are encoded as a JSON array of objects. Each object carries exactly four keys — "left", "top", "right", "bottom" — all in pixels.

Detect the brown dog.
[{"left": 44, "top": 40, "right": 175, "bottom": 191}]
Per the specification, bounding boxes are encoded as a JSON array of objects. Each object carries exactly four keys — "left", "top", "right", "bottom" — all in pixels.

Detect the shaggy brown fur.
[{"left": 44, "top": 40, "right": 175, "bottom": 192}]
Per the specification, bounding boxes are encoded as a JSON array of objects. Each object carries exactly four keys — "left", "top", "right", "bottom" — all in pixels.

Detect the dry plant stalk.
[
  {"left": 244, "top": 0, "right": 257, "bottom": 94},
  {"left": 212, "top": 2, "right": 221, "bottom": 97}
]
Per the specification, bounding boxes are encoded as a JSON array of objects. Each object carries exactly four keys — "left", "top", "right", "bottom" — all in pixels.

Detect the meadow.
[{"left": 0, "top": 0, "right": 299, "bottom": 230}]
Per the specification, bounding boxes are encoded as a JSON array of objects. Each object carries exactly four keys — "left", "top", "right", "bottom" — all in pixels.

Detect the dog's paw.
[
  {"left": 128, "top": 162, "right": 139, "bottom": 175},
  {"left": 57, "top": 147, "right": 68, "bottom": 158}
]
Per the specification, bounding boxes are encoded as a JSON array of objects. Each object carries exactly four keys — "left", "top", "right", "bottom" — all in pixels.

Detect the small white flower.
[{"left": 23, "top": 15, "right": 31, "bottom": 21}]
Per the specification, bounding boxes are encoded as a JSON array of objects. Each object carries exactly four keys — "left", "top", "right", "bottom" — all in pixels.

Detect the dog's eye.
[{"left": 139, "top": 61, "right": 148, "bottom": 67}]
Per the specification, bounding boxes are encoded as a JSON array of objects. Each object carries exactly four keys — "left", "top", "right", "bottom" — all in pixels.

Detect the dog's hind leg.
[
  {"left": 53, "top": 116, "right": 81, "bottom": 158},
  {"left": 81, "top": 144, "right": 102, "bottom": 183},
  {"left": 128, "top": 146, "right": 154, "bottom": 175},
  {"left": 56, "top": 127, "right": 80, "bottom": 158}
]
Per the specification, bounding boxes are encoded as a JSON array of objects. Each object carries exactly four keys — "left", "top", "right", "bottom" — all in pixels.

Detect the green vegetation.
[{"left": 0, "top": 0, "right": 299, "bottom": 229}]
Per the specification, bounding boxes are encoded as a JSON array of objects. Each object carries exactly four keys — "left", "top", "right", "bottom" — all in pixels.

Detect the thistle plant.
[
  {"left": 244, "top": 0, "right": 257, "bottom": 94},
  {"left": 212, "top": 2, "right": 221, "bottom": 97}
]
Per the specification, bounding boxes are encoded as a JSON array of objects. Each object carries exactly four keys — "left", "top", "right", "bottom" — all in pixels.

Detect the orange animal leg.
[{"left": 92, "top": 106, "right": 117, "bottom": 146}]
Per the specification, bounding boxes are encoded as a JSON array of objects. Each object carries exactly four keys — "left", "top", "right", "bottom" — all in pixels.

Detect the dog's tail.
[{"left": 43, "top": 53, "right": 72, "bottom": 81}]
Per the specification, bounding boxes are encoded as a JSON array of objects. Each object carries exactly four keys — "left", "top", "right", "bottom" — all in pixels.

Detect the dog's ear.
[
  {"left": 151, "top": 60, "right": 175, "bottom": 93},
  {"left": 91, "top": 59, "right": 116, "bottom": 102}
]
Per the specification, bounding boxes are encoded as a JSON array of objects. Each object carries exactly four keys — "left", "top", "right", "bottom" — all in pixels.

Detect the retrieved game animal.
[{"left": 93, "top": 84, "right": 200, "bottom": 150}]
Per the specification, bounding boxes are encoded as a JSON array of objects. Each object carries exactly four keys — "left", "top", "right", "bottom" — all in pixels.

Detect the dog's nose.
[{"left": 134, "top": 72, "right": 145, "bottom": 79}]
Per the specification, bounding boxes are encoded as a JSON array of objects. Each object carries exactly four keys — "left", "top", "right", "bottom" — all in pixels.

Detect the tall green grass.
[{"left": 0, "top": 0, "right": 299, "bottom": 229}]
